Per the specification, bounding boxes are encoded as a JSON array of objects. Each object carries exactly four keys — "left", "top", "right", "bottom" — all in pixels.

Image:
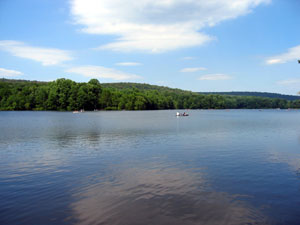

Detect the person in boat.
[{"left": 183, "top": 112, "right": 186, "bottom": 116}]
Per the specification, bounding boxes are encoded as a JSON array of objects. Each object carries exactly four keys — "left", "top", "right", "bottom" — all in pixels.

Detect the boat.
[
  {"left": 176, "top": 112, "right": 189, "bottom": 116},
  {"left": 73, "top": 109, "right": 84, "bottom": 113}
]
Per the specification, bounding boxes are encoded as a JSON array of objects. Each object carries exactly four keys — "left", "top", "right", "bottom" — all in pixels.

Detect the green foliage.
[
  {"left": 200, "top": 91, "right": 300, "bottom": 101},
  {"left": 0, "top": 78, "right": 299, "bottom": 111}
]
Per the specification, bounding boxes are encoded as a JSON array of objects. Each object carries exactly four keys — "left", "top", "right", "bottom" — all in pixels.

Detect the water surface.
[{"left": 1, "top": 110, "right": 300, "bottom": 225}]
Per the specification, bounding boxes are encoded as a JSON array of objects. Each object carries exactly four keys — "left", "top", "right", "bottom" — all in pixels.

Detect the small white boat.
[
  {"left": 176, "top": 112, "right": 189, "bottom": 116},
  {"left": 73, "top": 109, "right": 84, "bottom": 113}
]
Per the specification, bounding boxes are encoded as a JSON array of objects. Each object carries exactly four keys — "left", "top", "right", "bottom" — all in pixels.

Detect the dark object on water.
[
  {"left": 298, "top": 60, "right": 300, "bottom": 64},
  {"left": 176, "top": 112, "right": 189, "bottom": 116}
]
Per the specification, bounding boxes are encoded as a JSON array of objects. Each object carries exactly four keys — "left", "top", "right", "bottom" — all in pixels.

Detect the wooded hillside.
[{"left": 1, "top": 78, "right": 300, "bottom": 110}]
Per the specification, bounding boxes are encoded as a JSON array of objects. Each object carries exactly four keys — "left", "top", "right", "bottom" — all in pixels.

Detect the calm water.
[{"left": 1, "top": 110, "right": 300, "bottom": 225}]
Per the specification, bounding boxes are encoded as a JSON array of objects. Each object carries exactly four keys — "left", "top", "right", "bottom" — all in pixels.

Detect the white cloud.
[
  {"left": 115, "top": 62, "right": 142, "bottom": 66},
  {"left": 70, "top": 0, "right": 270, "bottom": 53},
  {"left": 180, "top": 67, "right": 207, "bottom": 72},
  {"left": 198, "top": 73, "right": 232, "bottom": 80},
  {"left": 266, "top": 45, "right": 300, "bottom": 65},
  {"left": 0, "top": 40, "right": 73, "bottom": 66},
  {"left": 66, "top": 65, "right": 141, "bottom": 80},
  {"left": 277, "top": 78, "right": 300, "bottom": 86},
  {"left": 0, "top": 67, "right": 23, "bottom": 77}
]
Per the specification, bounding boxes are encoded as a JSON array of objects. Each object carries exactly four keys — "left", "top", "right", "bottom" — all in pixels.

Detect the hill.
[
  {"left": 1, "top": 78, "right": 300, "bottom": 111},
  {"left": 102, "top": 82, "right": 188, "bottom": 93},
  {"left": 200, "top": 92, "right": 300, "bottom": 101},
  {"left": 103, "top": 83, "right": 300, "bottom": 100},
  {"left": 2, "top": 79, "right": 298, "bottom": 100},
  {"left": 0, "top": 78, "right": 47, "bottom": 84}
]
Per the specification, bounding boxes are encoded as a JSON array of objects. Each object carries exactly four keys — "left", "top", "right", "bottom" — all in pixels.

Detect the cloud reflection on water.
[{"left": 70, "top": 166, "right": 269, "bottom": 225}]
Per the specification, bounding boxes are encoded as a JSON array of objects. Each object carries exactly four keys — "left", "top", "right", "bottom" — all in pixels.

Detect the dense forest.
[
  {"left": 200, "top": 91, "right": 300, "bottom": 101},
  {"left": 102, "top": 83, "right": 300, "bottom": 100},
  {"left": 1, "top": 78, "right": 300, "bottom": 111}
]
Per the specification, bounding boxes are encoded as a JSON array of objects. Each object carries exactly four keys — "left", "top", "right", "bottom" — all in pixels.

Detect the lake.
[{"left": 1, "top": 110, "right": 300, "bottom": 225}]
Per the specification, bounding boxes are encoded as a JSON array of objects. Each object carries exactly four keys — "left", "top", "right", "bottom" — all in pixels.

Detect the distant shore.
[{"left": 1, "top": 78, "right": 300, "bottom": 111}]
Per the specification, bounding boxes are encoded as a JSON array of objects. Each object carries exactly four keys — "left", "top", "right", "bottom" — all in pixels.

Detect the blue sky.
[{"left": 0, "top": 0, "right": 299, "bottom": 94}]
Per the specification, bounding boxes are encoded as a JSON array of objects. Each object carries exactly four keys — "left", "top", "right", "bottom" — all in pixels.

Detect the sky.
[{"left": 0, "top": 0, "right": 300, "bottom": 95}]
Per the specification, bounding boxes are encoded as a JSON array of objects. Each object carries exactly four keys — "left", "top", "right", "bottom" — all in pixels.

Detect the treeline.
[
  {"left": 200, "top": 91, "right": 300, "bottom": 101},
  {"left": 1, "top": 78, "right": 300, "bottom": 111}
]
